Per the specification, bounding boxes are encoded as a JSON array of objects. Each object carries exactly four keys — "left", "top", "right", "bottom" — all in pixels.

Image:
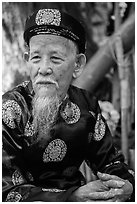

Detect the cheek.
[
  {"left": 57, "top": 69, "right": 65, "bottom": 79},
  {"left": 29, "top": 63, "right": 39, "bottom": 79},
  {"left": 56, "top": 63, "right": 74, "bottom": 85}
]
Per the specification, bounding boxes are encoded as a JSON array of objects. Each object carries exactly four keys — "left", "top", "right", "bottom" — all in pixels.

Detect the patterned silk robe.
[{"left": 2, "top": 81, "right": 135, "bottom": 202}]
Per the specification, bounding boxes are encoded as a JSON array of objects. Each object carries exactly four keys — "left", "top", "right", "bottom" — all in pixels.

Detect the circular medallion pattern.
[
  {"left": 60, "top": 102, "right": 81, "bottom": 124},
  {"left": 2, "top": 100, "right": 22, "bottom": 129},
  {"left": 12, "top": 169, "right": 25, "bottom": 185},
  {"left": 24, "top": 121, "right": 35, "bottom": 137},
  {"left": 6, "top": 191, "right": 22, "bottom": 202},
  {"left": 93, "top": 114, "right": 106, "bottom": 141},
  {"left": 35, "top": 9, "right": 61, "bottom": 26},
  {"left": 43, "top": 139, "right": 67, "bottom": 163}
]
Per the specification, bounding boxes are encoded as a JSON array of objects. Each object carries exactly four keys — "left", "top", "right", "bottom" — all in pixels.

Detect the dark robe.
[{"left": 2, "top": 81, "right": 134, "bottom": 202}]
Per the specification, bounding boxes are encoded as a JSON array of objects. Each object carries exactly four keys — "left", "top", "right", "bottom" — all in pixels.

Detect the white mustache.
[{"left": 35, "top": 78, "right": 59, "bottom": 89}]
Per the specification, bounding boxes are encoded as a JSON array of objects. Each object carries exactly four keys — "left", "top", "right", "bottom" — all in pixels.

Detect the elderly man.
[{"left": 2, "top": 9, "right": 134, "bottom": 202}]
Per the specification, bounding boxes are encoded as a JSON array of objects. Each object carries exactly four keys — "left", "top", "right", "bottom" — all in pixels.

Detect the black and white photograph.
[{"left": 2, "top": 2, "right": 135, "bottom": 202}]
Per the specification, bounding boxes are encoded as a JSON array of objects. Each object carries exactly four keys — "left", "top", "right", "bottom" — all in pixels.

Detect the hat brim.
[{"left": 24, "top": 25, "right": 85, "bottom": 53}]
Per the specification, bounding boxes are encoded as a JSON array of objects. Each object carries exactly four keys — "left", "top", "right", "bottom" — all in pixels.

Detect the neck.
[{"left": 59, "top": 93, "right": 69, "bottom": 106}]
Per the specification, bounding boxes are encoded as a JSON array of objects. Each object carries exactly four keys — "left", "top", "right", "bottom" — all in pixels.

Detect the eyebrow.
[
  {"left": 30, "top": 51, "right": 40, "bottom": 57},
  {"left": 30, "top": 50, "right": 67, "bottom": 58},
  {"left": 50, "top": 50, "right": 67, "bottom": 57}
]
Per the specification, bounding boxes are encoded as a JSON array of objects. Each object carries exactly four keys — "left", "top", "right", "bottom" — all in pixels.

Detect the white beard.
[{"left": 32, "top": 90, "right": 60, "bottom": 147}]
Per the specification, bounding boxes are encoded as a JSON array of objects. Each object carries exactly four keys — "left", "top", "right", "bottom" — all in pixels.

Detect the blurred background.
[{"left": 2, "top": 2, "right": 135, "bottom": 180}]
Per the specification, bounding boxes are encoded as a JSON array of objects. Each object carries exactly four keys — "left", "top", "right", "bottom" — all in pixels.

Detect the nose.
[{"left": 38, "top": 59, "right": 53, "bottom": 76}]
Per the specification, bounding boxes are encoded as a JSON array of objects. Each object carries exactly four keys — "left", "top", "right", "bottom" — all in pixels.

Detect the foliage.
[{"left": 99, "top": 100, "right": 120, "bottom": 136}]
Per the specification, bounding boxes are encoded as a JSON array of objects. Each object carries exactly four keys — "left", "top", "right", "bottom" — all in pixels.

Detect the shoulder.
[
  {"left": 69, "top": 85, "right": 98, "bottom": 112},
  {"left": 2, "top": 81, "right": 32, "bottom": 129},
  {"left": 2, "top": 80, "right": 32, "bottom": 104}
]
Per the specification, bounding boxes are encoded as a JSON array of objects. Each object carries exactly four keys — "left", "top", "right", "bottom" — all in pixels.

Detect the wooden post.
[
  {"left": 114, "top": 3, "right": 129, "bottom": 163},
  {"left": 72, "top": 12, "right": 135, "bottom": 93},
  {"left": 112, "top": 68, "right": 120, "bottom": 112}
]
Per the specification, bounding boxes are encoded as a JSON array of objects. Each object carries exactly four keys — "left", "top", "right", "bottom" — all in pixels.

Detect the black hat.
[{"left": 23, "top": 9, "right": 86, "bottom": 53}]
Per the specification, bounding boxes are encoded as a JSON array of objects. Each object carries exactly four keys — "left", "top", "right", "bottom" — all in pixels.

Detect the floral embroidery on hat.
[
  {"left": 6, "top": 191, "right": 22, "bottom": 202},
  {"left": 93, "top": 113, "right": 106, "bottom": 141},
  {"left": 60, "top": 102, "right": 81, "bottom": 124},
  {"left": 2, "top": 100, "right": 22, "bottom": 129},
  {"left": 43, "top": 139, "right": 67, "bottom": 163},
  {"left": 35, "top": 9, "right": 61, "bottom": 26}
]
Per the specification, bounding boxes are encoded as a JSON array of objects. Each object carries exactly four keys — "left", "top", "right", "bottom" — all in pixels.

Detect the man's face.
[{"left": 28, "top": 34, "right": 78, "bottom": 100}]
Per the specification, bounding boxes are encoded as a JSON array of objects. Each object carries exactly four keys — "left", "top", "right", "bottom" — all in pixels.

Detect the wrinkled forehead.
[{"left": 29, "top": 34, "right": 77, "bottom": 53}]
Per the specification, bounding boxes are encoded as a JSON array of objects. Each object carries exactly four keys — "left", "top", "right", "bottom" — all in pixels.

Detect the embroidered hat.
[{"left": 23, "top": 9, "right": 86, "bottom": 53}]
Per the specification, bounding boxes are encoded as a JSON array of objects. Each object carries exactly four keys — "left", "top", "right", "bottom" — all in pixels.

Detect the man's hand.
[
  {"left": 69, "top": 172, "right": 133, "bottom": 202},
  {"left": 69, "top": 179, "right": 111, "bottom": 202},
  {"left": 97, "top": 172, "right": 133, "bottom": 202}
]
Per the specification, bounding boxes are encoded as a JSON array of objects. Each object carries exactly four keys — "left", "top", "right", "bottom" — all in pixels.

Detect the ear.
[
  {"left": 23, "top": 52, "right": 29, "bottom": 62},
  {"left": 73, "top": 54, "right": 86, "bottom": 79}
]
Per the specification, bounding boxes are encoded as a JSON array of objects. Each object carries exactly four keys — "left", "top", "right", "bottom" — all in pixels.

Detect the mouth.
[
  {"left": 34, "top": 78, "right": 59, "bottom": 90},
  {"left": 37, "top": 81, "right": 55, "bottom": 86}
]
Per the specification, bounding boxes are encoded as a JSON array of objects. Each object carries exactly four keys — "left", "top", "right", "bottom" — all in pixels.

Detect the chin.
[{"left": 36, "top": 85, "right": 57, "bottom": 97}]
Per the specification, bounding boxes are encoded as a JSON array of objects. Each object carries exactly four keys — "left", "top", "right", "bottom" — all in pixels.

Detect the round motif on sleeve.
[
  {"left": 93, "top": 114, "right": 106, "bottom": 141},
  {"left": 2, "top": 100, "right": 22, "bottom": 129},
  {"left": 43, "top": 139, "right": 67, "bottom": 163},
  {"left": 6, "top": 191, "right": 22, "bottom": 202},
  {"left": 24, "top": 121, "right": 35, "bottom": 137},
  {"left": 60, "top": 102, "right": 81, "bottom": 124},
  {"left": 12, "top": 169, "right": 25, "bottom": 185}
]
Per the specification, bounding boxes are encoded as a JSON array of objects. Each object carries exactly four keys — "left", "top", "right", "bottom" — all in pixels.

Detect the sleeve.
[
  {"left": 85, "top": 95, "right": 135, "bottom": 201},
  {"left": 2, "top": 91, "right": 78, "bottom": 202}
]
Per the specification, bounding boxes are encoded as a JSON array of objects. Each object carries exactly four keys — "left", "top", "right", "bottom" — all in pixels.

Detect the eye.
[
  {"left": 31, "top": 56, "right": 40, "bottom": 60},
  {"left": 51, "top": 56, "right": 64, "bottom": 63},
  {"left": 51, "top": 56, "right": 61, "bottom": 60},
  {"left": 30, "top": 56, "right": 41, "bottom": 63}
]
